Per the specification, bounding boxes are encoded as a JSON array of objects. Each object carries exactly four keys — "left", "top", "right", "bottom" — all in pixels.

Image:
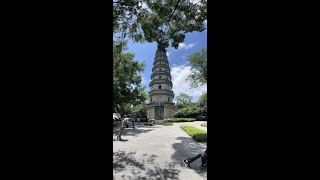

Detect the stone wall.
[{"left": 164, "top": 105, "right": 175, "bottom": 119}]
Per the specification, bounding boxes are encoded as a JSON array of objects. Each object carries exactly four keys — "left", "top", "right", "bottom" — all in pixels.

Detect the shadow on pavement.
[
  {"left": 113, "top": 151, "right": 180, "bottom": 180},
  {"left": 113, "top": 151, "right": 146, "bottom": 173},
  {"left": 171, "top": 136, "right": 207, "bottom": 175},
  {"left": 113, "top": 126, "right": 156, "bottom": 137}
]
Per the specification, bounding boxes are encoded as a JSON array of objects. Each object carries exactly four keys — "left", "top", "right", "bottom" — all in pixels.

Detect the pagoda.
[{"left": 147, "top": 44, "right": 175, "bottom": 121}]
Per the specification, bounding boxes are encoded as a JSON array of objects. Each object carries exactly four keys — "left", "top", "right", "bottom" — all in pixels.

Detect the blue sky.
[{"left": 125, "top": 23, "right": 207, "bottom": 103}]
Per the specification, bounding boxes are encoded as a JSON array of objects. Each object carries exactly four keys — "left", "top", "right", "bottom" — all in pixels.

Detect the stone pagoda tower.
[{"left": 147, "top": 47, "right": 175, "bottom": 121}]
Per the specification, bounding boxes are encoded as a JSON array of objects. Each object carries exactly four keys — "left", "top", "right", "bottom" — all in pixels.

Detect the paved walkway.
[{"left": 113, "top": 121, "right": 207, "bottom": 180}]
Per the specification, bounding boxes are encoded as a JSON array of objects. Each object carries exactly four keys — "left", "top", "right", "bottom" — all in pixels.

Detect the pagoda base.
[{"left": 147, "top": 103, "right": 175, "bottom": 120}]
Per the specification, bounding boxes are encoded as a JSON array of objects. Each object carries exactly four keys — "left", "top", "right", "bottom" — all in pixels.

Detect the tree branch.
[{"left": 167, "top": 0, "right": 181, "bottom": 23}]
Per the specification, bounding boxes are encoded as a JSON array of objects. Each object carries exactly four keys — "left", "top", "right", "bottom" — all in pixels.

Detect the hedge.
[
  {"left": 165, "top": 118, "right": 196, "bottom": 122},
  {"left": 163, "top": 122, "right": 173, "bottom": 126},
  {"left": 180, "top": 125, "right": 207, "bottom": 142}
]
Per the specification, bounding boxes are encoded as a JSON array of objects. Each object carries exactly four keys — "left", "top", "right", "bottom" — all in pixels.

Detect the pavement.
[{"left": 113, "top": 121, "right": 207, "bottom": 180}]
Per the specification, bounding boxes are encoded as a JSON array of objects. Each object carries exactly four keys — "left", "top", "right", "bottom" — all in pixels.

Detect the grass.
[
  {"left": 201, "top": 123, "right": 207, "bottom": 127},
  {"left": 180, "top": 125, "right": 207, "bottom": 142},
  {"left": 166, "top": 118, "right": 196, "bottom": 122},
  {"left": 163, "top": 122, "right": 173, "bottom": 126}
]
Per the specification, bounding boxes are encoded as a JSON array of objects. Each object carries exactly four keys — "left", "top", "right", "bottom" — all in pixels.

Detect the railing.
[
  {"left": 150, "top": 71, "right": 171, "bottom": 78},
  {"left": 146, "top": 102, "right": 175, "bottom": 106},
  {"left": 149, "top": 79, "right": 173, "bottom": 86},
  {"left": 152, "top": 64, "right": 170, "bottom": 71},
  {"left": 149, "top": 89, "right": 173, "bottom": 93}
]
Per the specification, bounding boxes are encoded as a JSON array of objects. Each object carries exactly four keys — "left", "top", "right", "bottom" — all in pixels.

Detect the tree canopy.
[
  {"left": 113, "top": 0, "right": 207, "bottom": 49},
  {"left": 174, "top": 92, "right": 207, "bottom": 118},
  {"left": 187, "top": 48, "right": 207, "bottom": 88},
  {"left": 113, "top": 38, "right": 147, "bottom": 113},
  {"left": 175, "top": 93, "right": 193, "bottom": 109}
]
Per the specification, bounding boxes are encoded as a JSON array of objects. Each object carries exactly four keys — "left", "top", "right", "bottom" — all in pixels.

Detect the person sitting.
[{"left": 183, "top": 148, "right": 207, "bottom": 169}]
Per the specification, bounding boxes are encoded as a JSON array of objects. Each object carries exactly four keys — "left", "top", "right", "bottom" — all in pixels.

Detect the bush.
[
  {"left": 180, "top": 125, "right": 207, "bottom": 142},
  {"left": 163, "top": 122, "right": 173, "bottom": 126},
  {"left": 201, "top": 123, "right": 207, "bottom": 127},
  {"left": 166, "top": 118, "right": 196, "bottom": 122},
  {"left": 174, "top": 105, "right": 200, "bottom": 118}
]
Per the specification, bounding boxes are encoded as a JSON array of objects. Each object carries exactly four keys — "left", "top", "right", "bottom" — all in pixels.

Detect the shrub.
[
  {"left": 201, "top": 123, "right": 207, "bottom": 127},
  {"left": 163, "top": 122, "right": 173, "bottom": 126},
  {"left": 174, "top": 105, "right": 200, "bottom": 118},
  {"left": 166, "top": 118, "right": 196, "bottom": 122},
  {"left": 180, "top": 125, "right": 207, "bottom": 142}
]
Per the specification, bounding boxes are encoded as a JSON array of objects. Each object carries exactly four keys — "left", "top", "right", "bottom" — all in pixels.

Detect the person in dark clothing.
[{"left": 183, "top": 148, "right": 207, "bottom": 169}]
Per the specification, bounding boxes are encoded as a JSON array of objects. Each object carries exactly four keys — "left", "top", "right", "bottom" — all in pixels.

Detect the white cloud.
[
  {"left": 182, "top": 54, "right": 190, "bottom": 60},
  {"left": 171, "top": 65, "right": 207, "bottom": 102},
  {"left": 141, "top": 3, "right": 152, "bottom": 13},
  {"left": 166, "top": 52, "right": 170, "bottom": 57},
  {"left": 178, "top": 43, "right": 196, "bottom": 50},
  {"left": 140, "top": 75, "right": 149, "bottom": 87},
  {"left": 141, "top": 76, "right": 146, "bottom": 85},
  {"left": 190, "top": 0, "right": 201, "bottom": 4},
  {"left": 204, "top": 20, "right": 207, "bottom": 26}
]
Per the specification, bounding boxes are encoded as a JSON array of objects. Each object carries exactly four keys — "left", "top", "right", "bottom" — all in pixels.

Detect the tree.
[
  {"left": 174, "top": 92, "right": 206, "bottom": 118},
  {"left": 132, "top": 89, "right": 149, "bottom": 118},
  {"left": 175, "top": 93, "right": 193, "bottom": 109},
  {"left": 113, "top": 38, "right": 147, "bottom": 113},
  {"left": 113, "top": 0, "right": 207, "bottom": 49},
  {"left": 195, "top": 92, "right": 207, "bottom": 117},
  {"left": 187, "top": 48, "right": 207, "bottom": 88},
  {"left": 174, "top": 104, "right": 199, "bottom": 118}
]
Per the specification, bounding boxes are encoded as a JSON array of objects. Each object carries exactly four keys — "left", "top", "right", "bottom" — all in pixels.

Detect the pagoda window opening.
[{"left": 159, "top": 85, "right": 161, "bottom": 89}]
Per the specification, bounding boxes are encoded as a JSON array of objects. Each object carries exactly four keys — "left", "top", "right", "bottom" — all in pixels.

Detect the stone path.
[{"left": 113, "top": 121, "right": 207, "bottom": 180}]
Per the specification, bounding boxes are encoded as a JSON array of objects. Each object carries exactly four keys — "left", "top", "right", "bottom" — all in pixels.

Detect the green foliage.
[
  {"left": 180, "top": 125, "right": 207, "bottom": 142},
  {"left": 132, "top": 92, "right": 149, "bottom": 118},
  {"left": 187, "top": 48, "right": 207, "bottom": 88},
  {"left": 174, "top": 104, "right": 199, "bottom": 118},
  {"left": 201, "top": 123, "right": 207, "bottom": 127},
  {"left": 175, "top": 93, "right": 193, "bottom": 109},
  {"left": 195, "top": 92, "right": 207, "bottom": 117},
  {"left": 166, "top": 118, "right": 195, "bottom": 122},
  {"left": 174, "top": 92, "right": 207, "bottom": 118},
  {"left": 113, "top": 38, "right": 147, "bottom": 113},
  {"left": 113, "top": 0, "right": 207, "bottom": 49},
  {"left": 163, "top": 122, "right": 173, "bottom": 126}
]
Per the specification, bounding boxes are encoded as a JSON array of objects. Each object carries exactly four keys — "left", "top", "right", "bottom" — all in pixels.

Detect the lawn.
[{"left": 180, "top": 125, "right": 207, "bottom": 142}]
